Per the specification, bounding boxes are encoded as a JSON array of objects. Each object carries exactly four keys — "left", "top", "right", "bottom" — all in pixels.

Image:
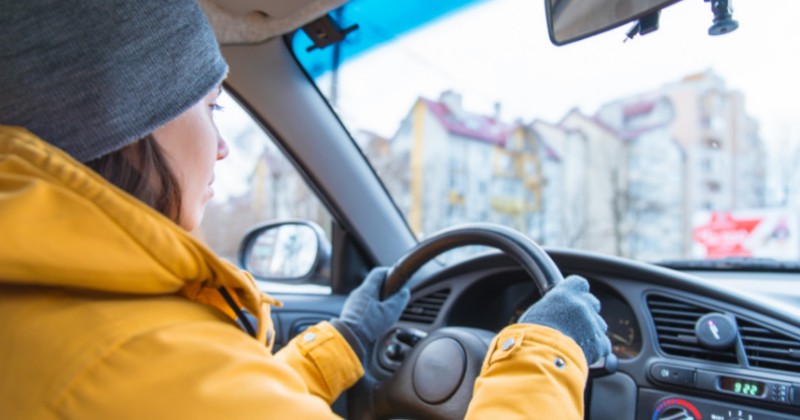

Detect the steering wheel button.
[
  {"left": 303, "top": 332, "right": 316, "bottom": 342},
  {"left": 501, "top": 338, "right": 515, "bottom": 351}
]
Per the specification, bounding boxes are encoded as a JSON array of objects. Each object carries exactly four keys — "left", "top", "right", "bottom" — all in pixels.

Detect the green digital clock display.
[{"left": 719, "top": 377, "right": 765, "bottom": 397}]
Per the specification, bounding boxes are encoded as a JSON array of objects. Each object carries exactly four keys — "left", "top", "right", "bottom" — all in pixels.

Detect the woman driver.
[{"left": 0, "top": 0, "right": 610, "bottom": 418}]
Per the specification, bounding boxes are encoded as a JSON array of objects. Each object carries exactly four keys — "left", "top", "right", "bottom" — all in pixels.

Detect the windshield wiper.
[{"left": 655, "top": 257, "right": 800, "bottom": 272}]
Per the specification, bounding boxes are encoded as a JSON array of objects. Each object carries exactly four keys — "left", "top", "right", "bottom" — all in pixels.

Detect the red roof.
[
  {"left": 422, "top": 98, "right": 512, "bottom": 146},
  {"left": 528, "top": 120, "right": 563, "bottom": 162},
  {"left": 622, "top": 101, "right": 655, "bottom": 117},
  {"left": 540, "top": 140, "right": 561, "bottom": 162}
]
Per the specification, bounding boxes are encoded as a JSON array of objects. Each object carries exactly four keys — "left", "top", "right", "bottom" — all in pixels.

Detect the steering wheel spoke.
[{"left": 372, "top": 328, "right": 495, "bottom": 419}]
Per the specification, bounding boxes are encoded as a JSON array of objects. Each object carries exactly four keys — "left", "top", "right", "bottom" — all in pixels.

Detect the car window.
[
  {"left": 292, "top": 0, "right": 800, "bottom": 265},
  {"left": 195, "top": 91, "right": 332, "bottom": 293}
]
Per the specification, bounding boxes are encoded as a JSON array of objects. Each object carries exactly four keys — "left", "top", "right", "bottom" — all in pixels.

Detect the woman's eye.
[{"left": 210, "top": 103, "right": 224, "bottom": 112}]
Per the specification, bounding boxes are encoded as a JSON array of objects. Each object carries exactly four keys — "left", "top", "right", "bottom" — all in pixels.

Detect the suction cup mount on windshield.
[
  {"left": 623, "top": 0, "right": 740, "bottom": 43},
  {"left": 706, "top": 0, "right": 739, "bottom": 36}
]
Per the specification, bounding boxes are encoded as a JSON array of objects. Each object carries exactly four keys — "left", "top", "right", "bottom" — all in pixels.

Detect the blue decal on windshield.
[{"left": 292, "top": 0, "right": 486, "bottom": 78}]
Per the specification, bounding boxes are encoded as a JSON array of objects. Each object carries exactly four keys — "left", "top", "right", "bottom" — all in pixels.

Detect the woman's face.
[{"left": 152, "top": 87, "right": 228, "bottom": 231}]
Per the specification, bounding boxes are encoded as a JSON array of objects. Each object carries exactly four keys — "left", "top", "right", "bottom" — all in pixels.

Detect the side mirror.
[
  {"left": 238, "top": 220, "right": 331, "bottom": 285},
  {"left": 545, "top": 0, "right": 681, "bottom": 45}
]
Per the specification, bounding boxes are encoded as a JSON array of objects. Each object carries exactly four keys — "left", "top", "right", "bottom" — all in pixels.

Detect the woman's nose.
[{"left": 217, "top": 136, "right": 229, "bottom": 160}]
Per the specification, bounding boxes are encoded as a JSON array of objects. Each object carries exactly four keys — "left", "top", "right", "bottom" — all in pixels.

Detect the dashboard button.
[
  {"left": 791, "top": 384, "right": 800, "bottom": 407},
  {"left": 769, "top": 384, "right": 788, "bottom": 403},
  {"left": 650, "top": 363, "right": 696, "bottom": 387}
]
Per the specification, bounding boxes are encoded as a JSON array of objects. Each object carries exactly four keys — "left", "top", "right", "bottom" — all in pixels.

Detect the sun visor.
[{"left": 198, "top": 0, "right": 348, "bottom": 44}]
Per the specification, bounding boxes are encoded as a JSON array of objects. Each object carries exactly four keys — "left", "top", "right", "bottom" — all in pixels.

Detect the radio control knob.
[
  {"left": 656, "top": 407, "right": 696, "bottom": 420},
  {"left": 652, "top": 397, "right": 700, "bottom": 420}
]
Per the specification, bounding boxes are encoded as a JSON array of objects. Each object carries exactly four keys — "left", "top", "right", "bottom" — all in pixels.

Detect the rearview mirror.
[
  {"left": 545, "top": 0, "right": 681, "bottom": 45},
  {"left": 238, "top": 220, "right": 331, "bottom": 284}
]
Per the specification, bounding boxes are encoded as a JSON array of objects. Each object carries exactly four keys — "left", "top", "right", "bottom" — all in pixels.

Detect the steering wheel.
[{"left": 347, "top": 223, "right": 564, "bottom": 419}]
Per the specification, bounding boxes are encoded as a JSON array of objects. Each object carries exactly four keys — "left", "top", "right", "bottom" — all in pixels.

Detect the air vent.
[
  {"left": 739, "top": 319, "right": 800, "bottom": 373},
  {"left": 400, "top": 289, "right": 450, "bottom": 324},
  {"left": 647, "top": 295, "right": 737, "bottom": 364}
]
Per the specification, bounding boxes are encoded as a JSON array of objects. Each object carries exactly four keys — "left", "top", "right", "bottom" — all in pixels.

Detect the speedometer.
[
  {"left": 506, "top": 281, "right": 642, "bottom": 359},
  {"left": 598, "top": 291, "right": 642, "bottom": 359}
]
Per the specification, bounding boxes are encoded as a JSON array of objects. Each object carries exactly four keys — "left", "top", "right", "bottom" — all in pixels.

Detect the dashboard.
[{"left": 394, "top": 249, "right": 800, "bottom": 420}]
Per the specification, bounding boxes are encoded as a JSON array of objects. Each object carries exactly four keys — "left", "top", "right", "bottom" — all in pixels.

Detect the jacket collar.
[{"left": 0, "top": 125, "right": 279, "bottom": 343}]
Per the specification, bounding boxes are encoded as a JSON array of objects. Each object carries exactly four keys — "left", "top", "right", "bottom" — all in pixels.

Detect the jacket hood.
[{"left": 0, "top": 126, "right": 277, "bottom": 340}]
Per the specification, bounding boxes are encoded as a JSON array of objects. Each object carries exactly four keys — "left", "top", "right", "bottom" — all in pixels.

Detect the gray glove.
[
  {"left": 518, "top": 275, "right": 611, "bottom": 364},
  {"left": 335, "top": 267, "right": 410, "bottom": 359}
]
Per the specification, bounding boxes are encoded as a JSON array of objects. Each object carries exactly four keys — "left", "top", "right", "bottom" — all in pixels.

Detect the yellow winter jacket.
[{"left": 0, "top": 126, "right": 588, "bottom": 419}]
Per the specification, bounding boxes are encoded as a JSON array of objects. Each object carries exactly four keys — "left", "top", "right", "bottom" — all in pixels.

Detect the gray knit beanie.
[{"left": 0, "top": 0, "right": 228, "bottom": 163}]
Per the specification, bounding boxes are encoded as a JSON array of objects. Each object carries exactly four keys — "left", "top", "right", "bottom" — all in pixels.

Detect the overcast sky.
[
  {"left": 325, "top": 0, "right": 800, "bottom": 155},
  {"left": 212, "top": 0, "right": 800, "bottom": 203}
]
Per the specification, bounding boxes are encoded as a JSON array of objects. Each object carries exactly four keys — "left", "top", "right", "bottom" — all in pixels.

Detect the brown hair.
[{"left": 86, "top": 134, "right": 182, "bottom": 224}]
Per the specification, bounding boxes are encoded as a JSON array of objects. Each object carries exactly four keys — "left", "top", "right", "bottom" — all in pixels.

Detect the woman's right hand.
[
  {"left": 334, "top": 267, "right": 410, "bottom": 359},
  {"left": 517, "top": 275, "right": 611, "bottom": 364}
]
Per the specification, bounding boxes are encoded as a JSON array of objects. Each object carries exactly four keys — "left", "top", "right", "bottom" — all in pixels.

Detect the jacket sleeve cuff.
[
  {"left": 465, "top": 323, "right": 589, "bottom": 419},
  {"left": 484, "top": 323, "right": 588, "bottom": 375},
  {"left": 329, "top": 318, "right": 366, "bottom": 362},
  {"left": 275, "top": 321, "right": 364, "bottom": 404}
]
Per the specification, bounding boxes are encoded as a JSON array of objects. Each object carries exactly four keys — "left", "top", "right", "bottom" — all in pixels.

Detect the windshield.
[{"left": 291, "top": 0, "right": 800, "bottom": 263}]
